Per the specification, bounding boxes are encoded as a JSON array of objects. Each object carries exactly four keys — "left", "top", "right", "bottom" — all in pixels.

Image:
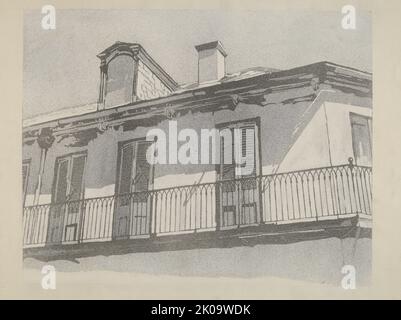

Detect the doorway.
[
  {"left": 113, "top": 140, "right": 154, "bottom": 239},
  {"left": 47, "top": 153, "right": 86, "bottom": 244}
]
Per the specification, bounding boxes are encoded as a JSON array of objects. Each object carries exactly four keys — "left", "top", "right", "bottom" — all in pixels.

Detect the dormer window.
[
  {"left": 105, "top": 55, "right": 135, "bottom": 108},
  {"left": 96, "top": 42, "right": 178, "bottom": 110}
]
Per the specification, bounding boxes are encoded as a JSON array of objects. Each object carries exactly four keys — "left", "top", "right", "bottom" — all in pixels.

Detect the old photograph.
[{"left": 21, "top": 8, "right": 372, "bottom": 286}]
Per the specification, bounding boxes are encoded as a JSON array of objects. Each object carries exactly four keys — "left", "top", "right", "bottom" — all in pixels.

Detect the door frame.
[
  {"left": 113, "top": 138, "right": 155, "bottom": 240},
  {"left": 215, "top": 117, "right": 262, "bottom": 229},
  {"left": 47, "top": 151, "right": 87, "bottom": 245}
]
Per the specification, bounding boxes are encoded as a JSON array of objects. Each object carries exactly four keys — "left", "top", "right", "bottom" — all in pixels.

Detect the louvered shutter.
[
  {"left": 68, "top": 155, "right": 86, "bottom": 213},
  {"left": 54, "top": 159, "right": 69, "bottom": 203},
  {"left": 238, "top": 126, "right": 256, "bottom": 177},
  {"left": 118, "top": 143, "right": 134, "bottom": 206},
  {"left": 69, "top": 155, "right": 86, "bottom": 201},
  {"left": 133, "top": 141, "right": 152, "bottom": 192},
  {"left": 220, "top": 128, "right": 235, "bottom": 181}
]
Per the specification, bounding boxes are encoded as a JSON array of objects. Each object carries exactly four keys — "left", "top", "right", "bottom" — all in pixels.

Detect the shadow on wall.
[
  {"left": 24, "top": 237, "right": 371, "bottom": 286},
  {"left": 23, "top": 88, "right": 371, "bottom": 203}
]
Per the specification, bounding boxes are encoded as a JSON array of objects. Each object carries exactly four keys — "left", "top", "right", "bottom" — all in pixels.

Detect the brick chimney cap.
[{"left": 195, "top": 41, "right": 228, "bottom": 57}]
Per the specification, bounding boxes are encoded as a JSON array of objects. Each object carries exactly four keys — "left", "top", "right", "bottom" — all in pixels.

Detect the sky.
[{"left": 23, "top": 9, "right": 371, "bottom": 119}]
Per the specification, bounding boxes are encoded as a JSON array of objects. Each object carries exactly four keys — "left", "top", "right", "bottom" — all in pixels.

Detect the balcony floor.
[{"left": 23, "top": 214, "right": 371, "bottom": 262}]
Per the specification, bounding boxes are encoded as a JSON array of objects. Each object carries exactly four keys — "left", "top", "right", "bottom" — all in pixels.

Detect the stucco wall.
[
  {"left": 22, "top": 88, "right": 372, "bottom": 204},
  {"left": 278, "top": 101, "right": 372, "bottom": 172},
  {"left": 23, "top": 236, "right": 372, "bottom": 286},
  {"left": 325, "top": 102, "right": 372, "bottom": 165},
  {"left": 22, "top": 87, "right": 372, "bottom": 242}
]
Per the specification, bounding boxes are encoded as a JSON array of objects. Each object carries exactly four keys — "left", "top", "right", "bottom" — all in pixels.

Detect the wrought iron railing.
[{"left": 23, "top": 163, "right": 372, "bottom": 248}]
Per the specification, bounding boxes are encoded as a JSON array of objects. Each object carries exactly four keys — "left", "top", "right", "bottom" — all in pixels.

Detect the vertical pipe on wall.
[
  {"left": 132, "top": 54, "right": 139, "bottom": 103},
  {"left": 34, "top": 148, "right": 47, "bottom": 205},
  {"left": 323, "top": 102, "right": 333, "bottom": 166}
]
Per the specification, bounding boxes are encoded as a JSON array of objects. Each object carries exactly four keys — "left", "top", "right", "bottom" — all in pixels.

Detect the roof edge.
[{"left": 23, "top": 61, "right": 371, "bottom": 129}]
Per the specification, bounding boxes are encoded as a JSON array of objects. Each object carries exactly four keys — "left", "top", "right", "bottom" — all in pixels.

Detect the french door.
[
  {"left": 218, "top": 122, "right": 260, "bottom": 228},
  {"left": 47, "top": 153, "right": 86, "bottom": 244},
  {"left": 113, "top": 140, "right": 154, "bottom": 239}
]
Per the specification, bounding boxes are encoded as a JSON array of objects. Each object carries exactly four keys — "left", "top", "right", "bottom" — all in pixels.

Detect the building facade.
[{"left": 22, "top": 41, "right": 372, "bottom": 267}]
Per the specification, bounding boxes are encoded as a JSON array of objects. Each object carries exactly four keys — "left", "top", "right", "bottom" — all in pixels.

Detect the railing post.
[
  {"left": 77, "top": 199, "right": 86, "bottom": 244},
  {"left": 314, "top": 172, "right": 319, "bottom": 222},
  {"left": 30, "top": 206, "right": 38, "bottom": 245},
  {"left": 215, "top": 182, "right": 221, "bottom": 231},
  {"left": 258, "top": 176, "right": 264, "bottom": 224},
  {"left": 149, "top": 192, "right": 156, "bottom": 238},
  {"left": 348, "top": 157, "right": 360, "bottom": 215}
]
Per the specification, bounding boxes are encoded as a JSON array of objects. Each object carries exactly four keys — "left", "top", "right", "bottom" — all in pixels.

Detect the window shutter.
[
  {"left": 54, "top": 160, "right": 69, "bottom": 203},
  {"left": 220, "top": 128, "right": 235, "bottom": 180},
  {"left": 239, "top": 126, "right": 256, "bottom": 177},
  {"left": 133, "top": 141, "right": 152, "bottom": 192},
  {"left": 69, "top": 155, "right": 86, "bottom": 201},
  {"left": 118, "top": 143, "right": 134, "bottom": 195}
]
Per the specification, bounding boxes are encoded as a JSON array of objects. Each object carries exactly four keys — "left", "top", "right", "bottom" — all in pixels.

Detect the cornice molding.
[{"left": 23, "top": 62, "right": 372, "bottom": 142}]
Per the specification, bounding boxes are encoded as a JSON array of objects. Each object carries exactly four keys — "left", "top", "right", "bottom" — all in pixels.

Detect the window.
[
  {"left": 105, "top": 55, "right": 135, "bottom": 108},
  {"left": 350, "top": 114, "right": 372, "bottom": 166},
  {"left": 22, "top": 160, "right": 31, "bottom": 205}
]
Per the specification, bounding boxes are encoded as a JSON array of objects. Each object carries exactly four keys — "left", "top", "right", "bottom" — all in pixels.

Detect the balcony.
[{"left": 23, "top": 162, "right": 372, "bottom": 260}]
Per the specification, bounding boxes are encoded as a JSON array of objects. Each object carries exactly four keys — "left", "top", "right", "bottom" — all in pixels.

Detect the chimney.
[{"left": 195, "top": 41, "right": 227, "bottom": 83}]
